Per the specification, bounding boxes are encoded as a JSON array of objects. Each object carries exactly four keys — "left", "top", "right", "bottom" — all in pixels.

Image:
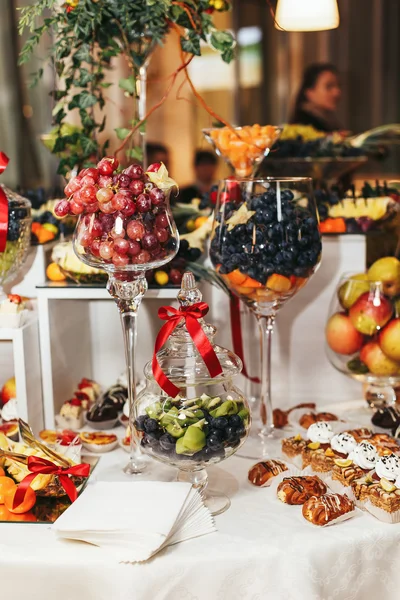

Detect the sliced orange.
[
  {"left": 226, "top": 269, "right": 247, "bottom": 285},
  {"left": 267, "top": 274, "right": 292, "bottom": 293},
  {"left": 233, "top": 285, "right": 255, "bottom": 296},
  {"left": 241, "top": 276, "right": 263, "bottom": 288}
]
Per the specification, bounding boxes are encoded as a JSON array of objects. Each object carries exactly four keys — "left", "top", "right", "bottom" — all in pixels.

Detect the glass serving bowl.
[
  {"left": 209, "top": 177, "right": 321, "bottom": 459},
  {"left": 134, "top": 272, "right": 250, "bottom": 514},
  {"left": 326, "top": 273, "right": 400, "bottom": 408},
  {"left": 0, "top": 185, "right": 32, "bottom": 299},
  {"left": 203, "top": 125, "right": 282, "bottom": 177}
]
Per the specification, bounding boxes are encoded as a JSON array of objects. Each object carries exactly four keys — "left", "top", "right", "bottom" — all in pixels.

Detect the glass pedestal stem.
[
  {"left": 177, "top": 468, "right": 230, "bottom": 516},
  {"left": 257, "top": 314, "right": 275, "bottom": 437},
  {"left": 107, "top": 273, "right": 148, "bottom": 474}
]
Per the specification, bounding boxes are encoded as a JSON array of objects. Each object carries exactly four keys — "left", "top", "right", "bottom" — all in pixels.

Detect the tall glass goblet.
[
  {"left": 66, "top": 165, "right": 179, "bottom": 475},
  {"left": 209, "top": 177, "right": 321, "bottom": 458}
]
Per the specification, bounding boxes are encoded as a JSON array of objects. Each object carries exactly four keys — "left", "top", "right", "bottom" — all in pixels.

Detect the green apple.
[
  {"left": 368, "top": 257, "right": 400, "bottom": 297},
  {"left": 338, "top": 273, "right": 370, "bottom": 309}
]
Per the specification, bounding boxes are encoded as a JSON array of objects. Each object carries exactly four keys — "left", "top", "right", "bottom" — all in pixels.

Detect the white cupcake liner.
[
  {"left": 281, "top": 450, "right": 304, "bottom": 470},
  {"left": 304, "top": 508, "right": 357, "bottom": 527},
  {"left": 357, "top": 498, "right": 400, "bottom": 523}
]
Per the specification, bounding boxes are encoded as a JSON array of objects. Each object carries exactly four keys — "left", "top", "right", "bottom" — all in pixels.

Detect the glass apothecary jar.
[{"left": 134, "top": 272, "right": 251, "bottom": 514}]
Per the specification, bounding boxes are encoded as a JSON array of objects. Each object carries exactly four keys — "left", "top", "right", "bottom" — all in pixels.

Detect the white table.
[{"left": 1, "top": 432, "right": 400, "bottom": 600}]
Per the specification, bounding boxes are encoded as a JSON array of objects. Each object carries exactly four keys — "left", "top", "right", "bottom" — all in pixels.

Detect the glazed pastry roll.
[
  {"left": 248, "top": 459, "right": 287, "bottom": 487},
  {"left": 302, "top": 493, "right": 354, "bottom": 526},
  {"left": 277, "top": 476, "right": 327, "bottom": 505}
]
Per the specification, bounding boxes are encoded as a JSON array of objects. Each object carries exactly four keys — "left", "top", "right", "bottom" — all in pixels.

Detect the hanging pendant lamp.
[{"left": 275, "top": 0, "right": 340, "bottom": 32}]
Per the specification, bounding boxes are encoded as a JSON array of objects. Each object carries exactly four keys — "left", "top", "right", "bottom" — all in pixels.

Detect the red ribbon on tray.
[
  {"left": 229, "top": 295, "right": 260, "bottom": 383},
  {"left": 0, "top": 152, "right": 10, "bottom": 253},
  {"left": 152, "top": 302, "right": 223, "bottom": 398},
  {"left": 13, "top": 456, "right": 91, "bottom": 509}
]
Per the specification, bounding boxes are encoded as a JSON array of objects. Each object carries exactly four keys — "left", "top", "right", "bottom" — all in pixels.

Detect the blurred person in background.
[
  {"left": 178, "top": 150, "right": 218, "bottom": 204},
  {"left": 146, "top": 142, "right": 170, "bottom": 172},
  {"left": 290, "top": 63, "right": 342, "bottom": 132}
]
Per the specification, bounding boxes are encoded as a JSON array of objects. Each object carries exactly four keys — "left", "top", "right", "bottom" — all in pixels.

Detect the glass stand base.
[
  {"left": 236, "top": 426, "right": 286, "bottom": 460},
  {"left": 203, "top": 490, "right": 231, "bottom": 516}
]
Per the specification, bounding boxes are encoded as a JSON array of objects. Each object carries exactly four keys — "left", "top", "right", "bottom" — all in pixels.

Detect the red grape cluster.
[{"left": 54, "top": 158, "right": 177, "bottom": 269}]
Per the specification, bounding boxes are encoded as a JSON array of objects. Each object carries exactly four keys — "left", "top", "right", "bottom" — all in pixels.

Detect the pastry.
[
  {"left": 302, "top": 493, "right": 355, "bottom": 526},
  {"left": 248, "top": 459, "right": 288, "bottom": 487},
  {"left": 281, "top": 434, "right": 307, "bottom": 462},
  {"left": 302, "top": 422, "right": 334, "bottom": 468},
  {"left": 102, "top": 384, "right": 128, "bottom": 411},
  {"left": 369, "top": 433, "right": 400, "bottom": 456},
  {"left": 277, "top": 476, "right": 327, "bottom": 505},
  {"left": 57, "top": 399, "right": 84, "bottom": 429},
  {"left": 273, "top": 402, "right": 316, "bottom": 428},
  {"left": 345, "top": 428, "right": 373, "bottom": 442},
  {"left": 86, "top": 403, "right": 119, "bottom": 423},
  {"left": 349, "top": 440, "right": 380, "bottom": 470},
  {"left": 0, "top": 421, "right": 19, "bottom": 442},
  {"left": 299, "top": 412, "right": 338, "bottom": 429},
  {"left": 372, "top": 406, "right": 400, "bottom": 430},
  {"left": 309, "top": 433, "right": 356, "bottom": 474}
]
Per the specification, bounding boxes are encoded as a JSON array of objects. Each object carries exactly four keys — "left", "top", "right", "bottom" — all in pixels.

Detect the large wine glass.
[
  {"left": 326, "top": 274, "right": 400, "bottom": 409},
  {"left": 209, "top": 177, "right": 322, "bottom": 458},
  {"left": 56, "top": 160, "right": 179, "bottom": 475}
]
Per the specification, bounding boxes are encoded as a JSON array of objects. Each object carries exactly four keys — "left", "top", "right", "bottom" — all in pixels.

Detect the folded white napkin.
[{"left": 53, "top": 481, "right": 216, "bottom": 562}]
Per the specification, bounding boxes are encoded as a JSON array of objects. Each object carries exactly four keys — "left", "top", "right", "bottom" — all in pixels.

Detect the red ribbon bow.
[
  {"left": 0, "top": 152, "right": 9, "bottom": 253},
  {"left": 152, "top": 302, "right": 223, "bottom": 397},
  {"left": 13, "top": 456, "right": 91, "bottom": 509}
]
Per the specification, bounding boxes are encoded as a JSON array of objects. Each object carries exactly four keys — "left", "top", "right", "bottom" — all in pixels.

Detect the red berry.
[
  {"left": 80, "top": 185, "right": 97, "bottom": 204},
  {"left": 99, "top": 201, "right": 115, "bottom": 214},
  {"left": 54, "top": 200, "right": 70, "bottom": 217},
  {"left": 121, "top": 199, "right": 136, "bottom": 217},
  {"left": 118, "top": 174, "right": 131, "bottom": 188},
  {"left": 112, "top": 253, "right": 130, "bottom": 267},
  {"left": 64, "top": 177, "right": 82, "bottom": 197},
  {"left": 127, "top": 240, "right": 141, "bottom": 256},
  {"left": 129, "top": 179, "right": 145, "bottom": 196},
  {"left": 99, "top": 241, "right": 114, "bottom": 260},
  {"left": 155, "top": 227, "right": 169, "bottom": 243},
  {"left": 70, "top": 200, "right": 84, "bottom": 215},
  {"left": 147, "top": 162, "right": 161, "bottom": 173},
  {"left": 111, "top": 193, "right": 127, "bottom": 211},
  {"left": 127, "top": 220, "right": 145, "bottom": 240},
  {"left": 96, "top": 187, "right": 114, "bottom": 204},
  {"left": 133, "top": 250, "right": 151, "bottom": 264},
  {"left": 79, "top": 231, "right": 93, "bottom": 248},
  {"left": 142, "top": 233, "right": 158, "bottom": 250},
  {"left": 91, "top": 219, "right": 103, "bottom": 237},
  {"left": 80, "top": 175, "right": 96, "bottom": 187},
  {"left": 169, "top": 269, "right": 183, "bottom": 285},
  {"left": 97, "top": 160, "right": 113, "bottom": 176},
  {"left": 90, "top": 239, "right": 101, "bottom": 257},
  {"left": 98, "top": 214, "right": 114, "bottom": 232},
  {"left": 84, "top": 167, "right": 98, "bottom": 181},
  {"left": 136, "top": 194, "right": 151, "bottom": 213},
  {"left": 149, "top": 188, "right": 165, "bottom": 206},
  {"left": 98, "top": 175, "right": 113, "bottom": 188},
  {"left": 155, "top": 213, "right": 169, "bottom": 229},
  {"left": 124, "top": 164, "right": 143, "bottom": 180},
  {"left": 85, "top": 202, "right": 99, "bottom": 214},
  {"left": 114, "top": 237, "right": 130, "bottom": 255},
  {"left": 111, "top": 227, "right": 126, "bottom": 240}
]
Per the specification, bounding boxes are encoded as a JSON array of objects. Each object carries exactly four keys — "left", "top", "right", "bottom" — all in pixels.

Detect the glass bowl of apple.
[{"left": 326, "top": 257, "right": 400, "bottom": 408}]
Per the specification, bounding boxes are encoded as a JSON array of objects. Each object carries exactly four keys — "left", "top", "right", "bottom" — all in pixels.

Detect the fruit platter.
[
  {"left": 317, "top": 181, "right": 399, "bottom": 234},
  {"left": 326, "top": 257, "right": 400, "bottom": 386},
  {"left": 259, "top": 125, "right": 367, "bottom": 181},
  {"left": 0, "top": 424, "right": 98, "bottom": 524}
]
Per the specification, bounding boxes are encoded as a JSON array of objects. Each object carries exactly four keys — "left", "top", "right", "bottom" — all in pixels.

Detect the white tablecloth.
[{"left": 1, "top": 430, "right": 400, "bottom": 600}]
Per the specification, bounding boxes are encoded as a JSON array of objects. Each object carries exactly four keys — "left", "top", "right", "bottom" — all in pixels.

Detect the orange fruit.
[
  {"left": 37, "top": 229, "right": 56, "bottom": 244},
  {"left": 0, "top": 505, "right": 12, "bottom": 521},
  {"left": 232, "top": 285, "right": 255, "bottom": 296},
  {"left": 267, "top": 274, "right": 292, "bottom": 293},
  {"left": 0, "top": 467, "right": 5, "bottom": 477},
  {"left": 31, "top": 222, "right": 42, "bottom": 234},
  {"left": 5, "top": 485, "right": 36, "bottom": 514},
  {"left": 241, "top": 276, "right": 263, "bottom": 288},
  {"left": 46, "top": 262, "right": 66, "bottom": 282},
  {"left": 194, "top": 216, "right": 209, "bottom": 229},
  {"left": 10, "top": 511, "right": 37, "bottom": 522},
  {"left": 226, "top": 269, "right": 247, "bottom": 285},
  {"left": 0, "top": 477, "right": 17, "bottom": 504}
]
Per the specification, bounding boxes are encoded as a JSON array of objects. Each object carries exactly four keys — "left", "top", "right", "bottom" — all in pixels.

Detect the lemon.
[
  {"left": 325, "top": 448, "right": 335, "bottom": 457},
  {"left": 380, "top": 477, "right": 396, "bottom": 493},
  {"left": 307, "top": 442, "right": 320, "bottom": 450},
  {"left": 334, "top": 458, "right": 353, "bottom": 468},
  {"left": 154, "top": 270, "right": 169, "bottom": 286},
  {"left": 294, "top": 434, "right": 302, "bottom": 441}
]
